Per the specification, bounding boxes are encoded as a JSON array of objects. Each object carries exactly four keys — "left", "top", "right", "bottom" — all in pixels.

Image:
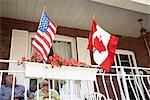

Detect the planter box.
[{"left": 24, "top": 62, "right": 98, "bottom": 81}]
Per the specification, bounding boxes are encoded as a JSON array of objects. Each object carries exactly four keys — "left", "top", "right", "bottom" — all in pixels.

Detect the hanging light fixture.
[
  {"left": 138, "top": 18, "right": 148, "bottom": 35},
  {"left": 138, "top": 18, "right": 150, "bottom": 56}
]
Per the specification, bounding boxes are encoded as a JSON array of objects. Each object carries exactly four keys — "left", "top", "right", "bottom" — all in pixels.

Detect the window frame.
[{"left": 114, "top": 49, "right": 138, "bottom": 68}]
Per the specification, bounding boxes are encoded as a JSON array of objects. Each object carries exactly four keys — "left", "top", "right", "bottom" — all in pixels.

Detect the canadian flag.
[{"left": 87, "top": 20, "right": 118, "bottom": 72}]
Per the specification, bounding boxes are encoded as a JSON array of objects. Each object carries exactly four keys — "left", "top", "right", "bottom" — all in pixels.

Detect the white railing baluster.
[
  {"left": 95, "top": 78, "right": 100, "bottom": 93},
  {"left": 140, "top": 76, "right": 150, "bottom": 98},
  {"left": 121, "top": 67, "right": 130, "bottom": 100},
  {"left": 86, "top": 80, "right": 90, "bottom": 95},
  {"left": 24, "top": 78, "right": 28, "bottom": 100},
  {"left": 58, "top": 80, "right": 61, "bottom": 96},
  {"left": 116, "top": 69, "right": 126, "bottom": 100},
  {"left": 110, "top": 76, "right": 118, "bottom": 100},
  {"left": 11, "top": 73, "right": 16, "bottom": 100},
  {"left": 136, "top": 69, "right": 146, "bottom": 99},
  {"left": 127, "top": 76, "right": 138, "bottom": 100},
  {"left": 52, "top": 80, "right": 55, "bottom": 89},
  {"left": 80, "top": 81, "right": 84, "bottom": 100},
  {"left": 102, "top": 75, "right": 110, "bottom": 99},
  {"left": 133, "top": 76, "right": 140, "bottom": 99},
  {"left": 147, "top": 76, "right": 150, "bottom": 85},
  {"left": 134, "top": 76, "right": 146, "bottom": 100},
  {"left": 37, "top": 80, "right": 40, "bottom": 100},
  {"left": 0, "top": 72, "right": 3, "bottom": 87}
]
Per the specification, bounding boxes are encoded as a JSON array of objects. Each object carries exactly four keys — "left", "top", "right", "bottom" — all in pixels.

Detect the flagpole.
[
  {"left": 85, "top": 14, "right": 95, "bottom": 66},
  {"left": 92, "top": 13, "right": 95, "bottom": 20},
  {"left": 30, "top": 6, "right": 47, "bottom": 59},
  {"left": 39, "top": 6, "right": 49, "bottom": 79},
  {"left": 38, "top": 6, "right": 46, "bottom": 29},
  {"left": 43, "top": 6, "right": 46, "bottom": 11},
  {"left": 41, "top": 6, "right": 50, "bottom": 71},
  {"left": 42, "top": 6, "right": 48, "bottom": 78}
]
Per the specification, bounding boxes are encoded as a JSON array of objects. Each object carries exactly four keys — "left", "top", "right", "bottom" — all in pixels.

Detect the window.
[{"left": 113, "top": 50, "right": 137, "bottom": 74}]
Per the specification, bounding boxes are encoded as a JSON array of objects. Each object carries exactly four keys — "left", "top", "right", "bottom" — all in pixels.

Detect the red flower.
[
  {"left": 75, "top": 62, "right": 83, "bottom": 67},
  {"left": 37, "top": 57, "right": 42, "bottom": 62},
  {"left": 62, "top": 59, "right": 68, "bottom": 66},
  {"left": 70, "top": 58, "right": 78, "bottom": 66},
  {"left": 23, "top": 52, "right": 89, "bottom": 68},
  {"left": 30, "top": 56, "right": 35, "bottom": 62},
  {"left": 22, "top": 56, "right": 26, "bottom": 62},
  {"left": 53, "top": 53, "right": 62, "bottom": 61},
  {"left": 51, "top": 60, "right": 59, "bottom": 66}
]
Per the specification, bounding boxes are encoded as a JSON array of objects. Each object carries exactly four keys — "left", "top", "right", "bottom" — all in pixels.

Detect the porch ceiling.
[{"left": 0, "top": 0, "right": 150, "bottom": 38}]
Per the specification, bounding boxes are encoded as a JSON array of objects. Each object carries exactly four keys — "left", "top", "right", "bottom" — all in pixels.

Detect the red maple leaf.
[{"left": 94, "top": 36, "right": 106, "bottom": 53}]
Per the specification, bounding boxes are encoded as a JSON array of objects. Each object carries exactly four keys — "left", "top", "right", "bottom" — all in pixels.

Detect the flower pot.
[{"left": 24, "top": 62, "right": 98, "bottom": 81}]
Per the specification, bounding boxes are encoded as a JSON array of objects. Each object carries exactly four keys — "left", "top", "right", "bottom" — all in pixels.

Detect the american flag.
[{"left": 32, "top": 11, "right": 57, "bottom": 61}]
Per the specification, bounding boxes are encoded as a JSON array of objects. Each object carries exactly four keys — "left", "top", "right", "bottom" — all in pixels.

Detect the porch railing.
[
  {"left": 0, "top": 59, "right": 150, "bottom": 100},
  {"left": 93, "top": 65, "right": 150, "bottom": 100}
]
